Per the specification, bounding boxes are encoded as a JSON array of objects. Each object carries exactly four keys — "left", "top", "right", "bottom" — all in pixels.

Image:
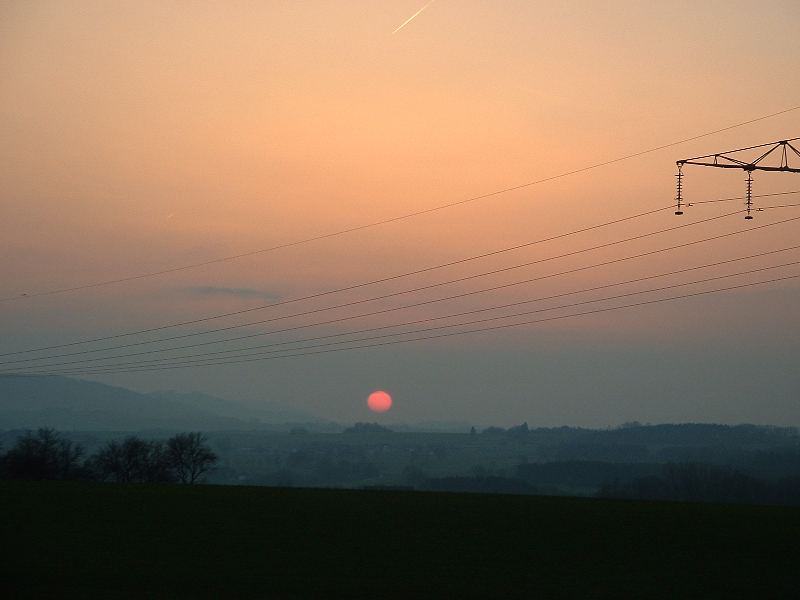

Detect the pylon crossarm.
[
  {"left": 673, "top": 137, "right": 800, "bottom": 220},
  {"left": 677, "top": 161, "right": 800, "bottom": 172},
  {"left": 677, "top": 138, "right": 800, "bottom": 173}
]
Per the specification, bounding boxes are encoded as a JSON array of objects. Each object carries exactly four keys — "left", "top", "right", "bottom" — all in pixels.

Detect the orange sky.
[{"left": 1, "top": 1, "right": 798, "bottom": 424}]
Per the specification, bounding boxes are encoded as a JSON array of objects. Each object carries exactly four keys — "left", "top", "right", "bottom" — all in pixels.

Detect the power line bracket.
[{"left": 674, "top": 137, "right": 800, "bottom": 219}]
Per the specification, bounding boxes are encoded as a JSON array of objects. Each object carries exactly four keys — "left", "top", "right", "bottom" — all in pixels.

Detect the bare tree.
[
  {"left": 91, "top": 436, "right": 173, "bottom": 483},
  {"left": 166, "top": 432, "right": 217, "bottom": 484},
  {"left": 2, "top": 428, "right": 84, "bottom": 480}
]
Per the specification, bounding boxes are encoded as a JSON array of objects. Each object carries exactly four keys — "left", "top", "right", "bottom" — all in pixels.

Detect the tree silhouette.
[
  {"left": 166, "top": 432, "right": 217, "bottom": 484},
  {"left": 91, "top": 436, "right": 173, "bottom": 483},
  {"left": 1, "top": 428, "right": 84, "bottom": 480}
]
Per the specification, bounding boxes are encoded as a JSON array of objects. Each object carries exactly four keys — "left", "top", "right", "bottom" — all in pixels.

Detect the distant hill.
[
  {"left": 146, "top": 389, "right": 325, "bottom": 427},
  {"left": 0, "top": 375, "right": 325, "bottom": 431}
]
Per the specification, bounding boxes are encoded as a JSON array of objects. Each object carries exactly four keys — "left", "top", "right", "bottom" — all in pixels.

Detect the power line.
[
  {"left": 0, "top": 202, "right": 676, "bottom": 355},
  {"left": 13, "top": 248, "right": 799, "bottom": 373},
  {"left": 41, "top": 273, "right": 800, "bottom": 376},
  {"left": 0, "top": 207, "right": 758, "bottom": 364},
  {"left": 60, "top": 261, "right": 800, "bottom": 373},
  {"left": 4, "top": 209, "right": 799, "bottom": 367},
  {"left": 688, "top": 189, "right": 800, "bottom": 206},
  {"left": 758, "top": 202, "right": 800, "bottom": 211},
  {"left": 5, "top": 190, "right": 797, "bottom": 361},
  {"left": 4, "top": 105, "right": 798, "bottom": 303}
]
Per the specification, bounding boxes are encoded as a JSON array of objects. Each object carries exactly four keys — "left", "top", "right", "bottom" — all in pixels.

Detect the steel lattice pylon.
[{"left": 674, "top": 137, "right": 800, "bottom": 219}]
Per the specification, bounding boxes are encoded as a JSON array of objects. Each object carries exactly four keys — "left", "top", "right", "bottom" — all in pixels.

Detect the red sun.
[{"left": 367, "top": 390, "right": 392, "bottom": 413}]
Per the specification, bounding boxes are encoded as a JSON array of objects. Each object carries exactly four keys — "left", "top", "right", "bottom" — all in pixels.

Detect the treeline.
[
  {"left": 0, "top": 428, "right": 217, "bottom": 484},
  {"left": 597, "top": 462, "right": 800, "bottom": 506},
  {"left": 479, "top": 422, "right": 799, "bottom": 447}
]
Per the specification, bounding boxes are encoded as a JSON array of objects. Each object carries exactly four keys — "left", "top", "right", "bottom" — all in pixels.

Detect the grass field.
[{"left": 3, "top": 481, "right": 799, "bottom": 598}]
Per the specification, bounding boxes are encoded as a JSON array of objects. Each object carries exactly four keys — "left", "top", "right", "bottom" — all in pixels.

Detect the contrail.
[{"left": 392, "top": 1, "right": 435, "bottom": 34}]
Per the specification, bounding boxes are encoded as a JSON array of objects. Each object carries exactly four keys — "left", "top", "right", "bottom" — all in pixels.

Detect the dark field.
[{"left": 3, "top": 482, "right": 799, "bottom": 598}]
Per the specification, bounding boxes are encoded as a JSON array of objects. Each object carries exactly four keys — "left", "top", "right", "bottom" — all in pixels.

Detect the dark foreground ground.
[{"left": 2, "top": 481, "right": 799, "bottom": 599}]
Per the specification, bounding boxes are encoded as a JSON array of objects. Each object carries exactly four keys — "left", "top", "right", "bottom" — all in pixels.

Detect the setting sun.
[{"left": 367, "top": 390, "right": 393, "bottom": 413}]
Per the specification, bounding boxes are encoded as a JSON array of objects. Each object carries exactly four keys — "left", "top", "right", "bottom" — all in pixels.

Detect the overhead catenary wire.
[
  {"left": 37, "top": 273, "right": 800, "bottom": 376},
  {"left": 0, "top": 207, "right": 761, "bottom": 363},
  {"left": 12, "top": 250, "right": 800, "bottom": 374},
  {"left": 4, "top": 190, "right": 797, "bottom": 360},
  {"left": 3, "top": 105, "right": 798, "bottom": 303},
  {"left": 0, "top": 202, "right": 679, "bottom": 355},
  {"left": 12, "top": 243, "right": 800, "bottom": 371},
  {"left": 757, "top": 202, "right": 800, "bottom": 210},
  {"left": 4, "top": 208, "right": 800, "bottom": 367},
  {"left": 687, "top": 189, "right": 800, "bottom": 205}
]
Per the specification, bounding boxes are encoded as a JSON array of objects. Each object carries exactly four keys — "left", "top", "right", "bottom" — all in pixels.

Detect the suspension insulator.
[
  {"left": 744, "top": 171, "right": 754, "bottom": 220},
  {"left": 674, "top": 163, "right": 684, "bottom": 215}
]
